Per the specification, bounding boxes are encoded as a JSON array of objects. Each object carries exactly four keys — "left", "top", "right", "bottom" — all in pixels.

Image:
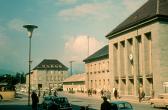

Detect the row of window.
[
  {"left": 90, "top": 79, "right": 110, "bottom": 88},
  {"left": 42, "top": 64, "right": 62, "bottom": 68},
  {"left": 87, "top": 69, "right": 110, "bottom": 75},
  {"left": 46, "top": 76, "right": 63, "bottom": 81},
  {"left": 46, "top": 71, "right": 64, "bottom": 74},
  {"left": 87, "top": 61, "right": 109, "bottom": 73}
]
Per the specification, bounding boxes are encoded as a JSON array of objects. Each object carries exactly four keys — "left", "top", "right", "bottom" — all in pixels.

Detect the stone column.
[
  {"left": 133, "top": 36, "right": 139, "bottom": 97},
  {"left": 109, "top": 42, "right": 115, "bottom": 92},
  {"left": 125, "top": 40, "right": 129, "bottom": 95}
]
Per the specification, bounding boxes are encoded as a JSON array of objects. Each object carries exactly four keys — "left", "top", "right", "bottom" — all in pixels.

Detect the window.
[{"left": 108, "top": 79, "right": 110, "bottom": 85}]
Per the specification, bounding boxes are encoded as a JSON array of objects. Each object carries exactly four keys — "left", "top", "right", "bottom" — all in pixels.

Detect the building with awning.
[{"left": 63, "top": 73, "right": 86, "bottom": 93}]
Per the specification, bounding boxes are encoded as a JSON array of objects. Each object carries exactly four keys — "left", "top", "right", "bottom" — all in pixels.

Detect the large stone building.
[
  {"left": 26, "top": 59, "right": 68, "bottom": 90},
  {"left": 83, "top": 45, "right": 110, "bottom": 92},
  {"left": 106, "top": 0, "right": 168, "bottom": 98}
]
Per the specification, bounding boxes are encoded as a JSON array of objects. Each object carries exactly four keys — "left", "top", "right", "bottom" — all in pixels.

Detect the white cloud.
[
  {"left": 7, "top": 18, "right": 27, "bottom": 32},
  {"left": 58, "top": 2, "right": 113, "bottom": 20},
  {"left": 64, "top": 35, "right": 105, "bottom": 62},
  {"left": 123, "top": 0, "right": 148, "bottom": 13}
]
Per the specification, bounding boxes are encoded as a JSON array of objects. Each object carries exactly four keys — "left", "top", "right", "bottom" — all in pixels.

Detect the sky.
[{"left": 0, "top": 0, "right": 147, "bottom": 74}]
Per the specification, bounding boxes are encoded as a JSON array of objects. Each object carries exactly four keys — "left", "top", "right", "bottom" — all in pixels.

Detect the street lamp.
[
  {"left": 69, "top": 61, "right": 75, "bottom": 76},
  {"left": 23, "top": 24, "right": 38, "bottom": 106}
]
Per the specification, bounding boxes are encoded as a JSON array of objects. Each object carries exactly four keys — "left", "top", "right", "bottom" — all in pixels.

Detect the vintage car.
[
  {"left": 150, "top": 93, "right": 168, "bottom": 109},
  {"left": 42, "top": 95, "right": 56, "bottom": 109},
  {"left": 0, "top": 84, "right": 15, "bottom": 101},
  {"left": 110, "top": 101, "right": 133, "bottom": 110},
  {"left": 48, "top": 96, "right": 72, "bottom": 110}
]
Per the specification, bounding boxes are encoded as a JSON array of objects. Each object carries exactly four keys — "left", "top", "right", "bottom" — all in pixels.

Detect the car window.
[
  {"left": 118, "top": 103, "right": 124, "bottom": 109},
  {"left": 125, "top": 103, "right": 132, "bottom": 109},
  {"left": 111, "top": 103, "right": 118, "bottom": 110},
  {"left": 44, "top": 97, "right": 50, "bottom": 100},
  {"left": 118, "top": 103, "right": 132, "bottom": 109}
]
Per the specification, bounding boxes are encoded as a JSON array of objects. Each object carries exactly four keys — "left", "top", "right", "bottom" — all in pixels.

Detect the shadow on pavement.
[
  {"left": 0, "top": 105, "right": 31, "bottom": 110},
  {"left": 72, "top": 104, "right": 97, "bottom": 110},
  {"left": 0, "top": 104, "right": 97, "bottom": 110}
]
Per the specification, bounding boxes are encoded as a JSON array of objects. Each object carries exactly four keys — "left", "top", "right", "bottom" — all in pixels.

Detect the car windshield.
[{"left": 44, "top": 96, "right": 52, "bottom": 101}]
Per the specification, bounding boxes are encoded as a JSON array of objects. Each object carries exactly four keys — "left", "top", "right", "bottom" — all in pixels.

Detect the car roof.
[
  {"left": 55, "top": 96, "right": 67, "bottom": 98},
  {"left": 111, "top": 101, "right": 131, "bottom": 104}
]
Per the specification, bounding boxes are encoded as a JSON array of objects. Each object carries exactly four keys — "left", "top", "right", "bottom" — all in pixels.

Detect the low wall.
[{"left": 0, "top": 91, "right": 15, "bottom": 100}]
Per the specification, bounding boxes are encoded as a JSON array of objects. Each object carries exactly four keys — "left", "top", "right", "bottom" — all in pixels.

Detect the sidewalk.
[{"left": 62, "top": 92, "right": 149, "bottom": 104}]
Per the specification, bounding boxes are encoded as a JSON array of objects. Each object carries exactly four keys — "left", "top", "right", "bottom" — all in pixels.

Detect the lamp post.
[
  {"left": 23, "top": 24, "right": 38, "bottom": 106},
  {"left": 69, "top": 61, "right": 75, "bottom": 76}
]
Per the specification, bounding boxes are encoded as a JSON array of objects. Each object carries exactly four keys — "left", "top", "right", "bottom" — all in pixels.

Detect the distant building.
[
  {"left": 63, "top": 73, "right": 86, "bottom": 93},
  {"left": 106, "top": 0, "right": 168, "bottom": 98},
  {"left": 26, "top": 59, "right": 68, "bottom": 90},
  {"left": 83, "top": 45, "right": 110, "bottom": 92}
]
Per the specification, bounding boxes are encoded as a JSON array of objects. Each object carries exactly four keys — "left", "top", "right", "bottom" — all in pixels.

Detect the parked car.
[
  {"left": 42, "top": 95, "right": 56, "bottom": 109},
  {"left": 110, "top": 101, "right": 133, "bottom": 110},
  {"left": 150, "top": 93, "right": 168, "bottom": 109},
  {"left": 48, "top": 96, "right": 72, "bottom": 110}
]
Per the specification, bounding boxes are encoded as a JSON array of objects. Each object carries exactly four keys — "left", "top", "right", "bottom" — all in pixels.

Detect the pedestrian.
[
  {"left": 43, "top": 91, "right": 46, "bottom": 98},
  {"left": 114, "top": 88, "right": 118, "bottom": 99},
  {"left": 100, "top": 89, "right": 104, "bottom": 97},
  {"left": 107, "top": 90, "right": 111, "bottom": 101},
  {"left": 49, "top": 90, "right": 52, "bottom": 95},
  {"left": 141, "top": 91, "right": 145, "bottom": 101},
  {"left": 101, "top": 96, "right": 112, "bottom": 110},
  {"left": 38, "top": 89, "right": 41, "bottom": 97},
  {"left": 54, "top": 90, "right": 58, "bottom": 97},
  {"left": 31, "top": 90, "right": 39, "bottom": 110}
]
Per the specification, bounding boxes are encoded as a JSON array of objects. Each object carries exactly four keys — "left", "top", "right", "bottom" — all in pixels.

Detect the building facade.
[
  {"left": 63, "top": 73, "right": 86, "bottom": 93},
  {"left": 83, "top": 45, "right": 111, "bottom": 92},
  {"left": 106, "top": 0, "right": 168, "bottom": 98},
  {"left": 26, "top": 59, "right": 68, "bottom": 91}
]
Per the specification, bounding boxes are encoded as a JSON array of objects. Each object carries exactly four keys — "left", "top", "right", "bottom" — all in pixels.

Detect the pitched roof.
[
  {"left": 63, "top": 73, "right": 86, "bottom": 83},
  {"left": 33, "top": 59, "right": 68, "bottom": 71},
  {"left": 106, "top": 0, "right": 168, "bottom": 39},
  {"left": 83, "top": 45, "right": 108, "bottom": 63}
]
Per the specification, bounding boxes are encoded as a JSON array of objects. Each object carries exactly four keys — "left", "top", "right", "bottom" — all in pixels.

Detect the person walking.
[
  {"left": 107, "top": 90, "right": 111, "bottom": 101},
  {"left": 31, "top": 90, "right": 39, "bottom": 110},
  {"left": 54, "top": 90, "right": 58, "bottom": 97},
  {"left": 114, "top": 88, "right": 118, "bottom": 100},
  {"left": 101, "top": 97, "right": 112, "bottom": 110}
]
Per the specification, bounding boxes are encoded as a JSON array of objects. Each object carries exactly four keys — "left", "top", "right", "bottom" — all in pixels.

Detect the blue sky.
[{"left": 0, "top": 0, "right": 147, "bottom": 74}]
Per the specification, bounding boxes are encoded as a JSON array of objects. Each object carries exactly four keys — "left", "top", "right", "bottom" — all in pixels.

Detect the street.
[
  {"left": 0, "top": 92, "right": 166, "bottom": 110},
  {"left": 58, "top": 92, "right": 166, "bottom": 110}
]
